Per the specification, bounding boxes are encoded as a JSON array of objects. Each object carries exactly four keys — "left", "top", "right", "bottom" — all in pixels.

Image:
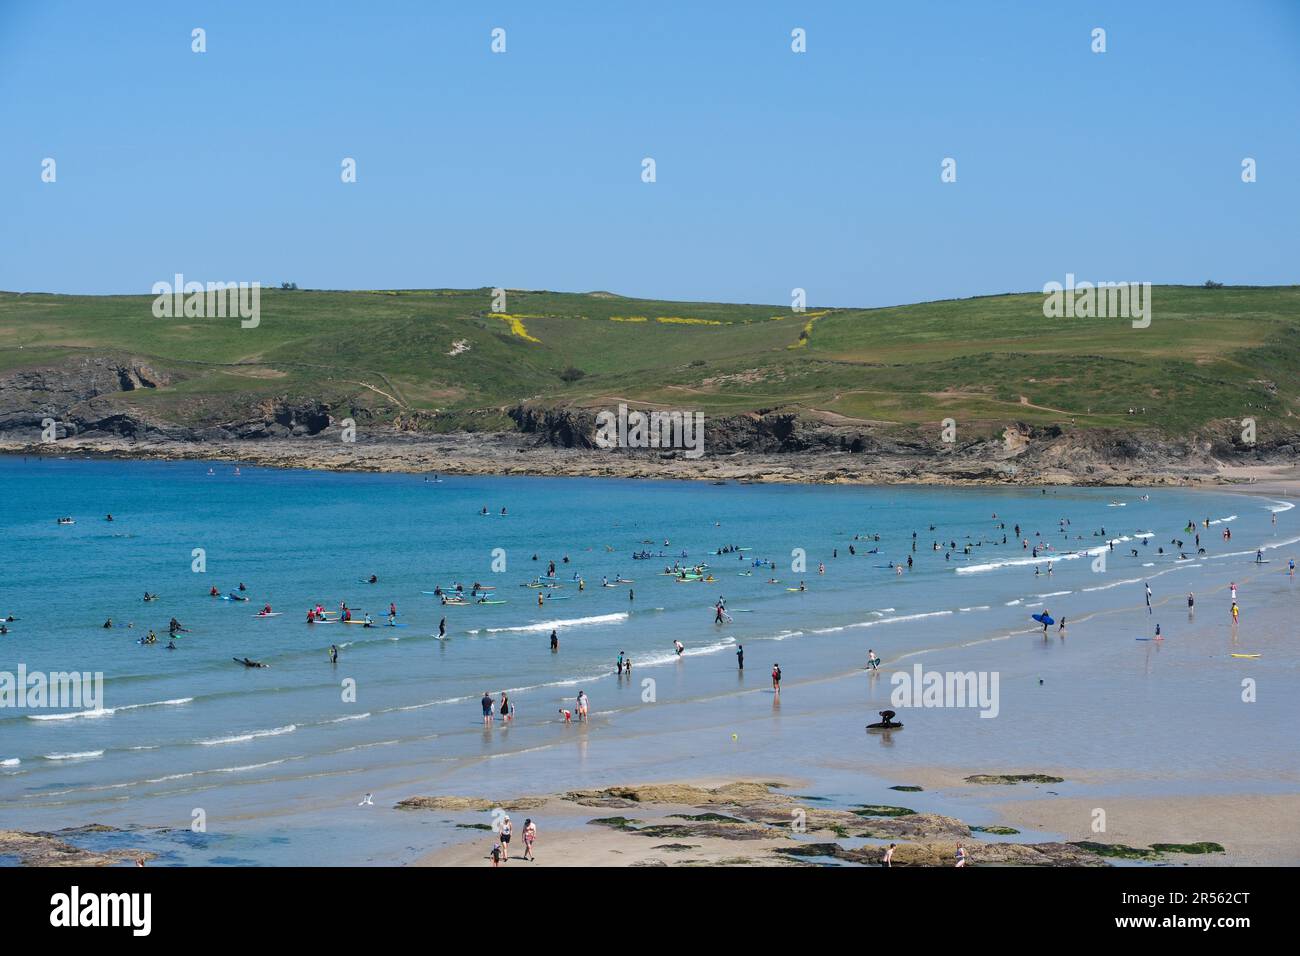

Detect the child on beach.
[{"left": 772, "top": 664, "right": 782, "bottom": 693}]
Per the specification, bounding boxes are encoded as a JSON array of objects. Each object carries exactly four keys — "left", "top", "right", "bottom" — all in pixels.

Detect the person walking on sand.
[
  {"left": 523, "top": 818, "right": 537, "bottom": 861},
  {"left": 1231, "top": 601, "right": 1239, "bottom": 624},
  {"left": 499, "top": 815, "right": 512, "bottom": 861},
  {"left": 490, "top": 841, "right": 501, "bottom": 867},
  {"left": 481, "top": 691, "right": 494, "bottom": 727},
  {"left": 772, "top": 663, "right": 782, "bottom": 693}
]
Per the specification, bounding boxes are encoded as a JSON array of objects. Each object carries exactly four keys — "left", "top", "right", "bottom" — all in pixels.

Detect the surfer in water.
[
  {"left": 234, "top": 657, "right": 268, "bottom": 668},
  {"left": 330, "top": 644, "right": 338, "bottom": 664}
]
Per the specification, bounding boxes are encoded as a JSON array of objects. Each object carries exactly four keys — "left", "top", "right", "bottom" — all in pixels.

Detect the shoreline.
[
  {"left": 3, "top": 436, "right": 1297, "bottom": 493},
  {"left": 3, "top": 452, "right": 1294, "bottom": 867}
]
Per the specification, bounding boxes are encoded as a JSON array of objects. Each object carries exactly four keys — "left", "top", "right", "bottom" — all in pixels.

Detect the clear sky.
[{"left": 2, "top": 0, "right": 1297, "bottom": 307}]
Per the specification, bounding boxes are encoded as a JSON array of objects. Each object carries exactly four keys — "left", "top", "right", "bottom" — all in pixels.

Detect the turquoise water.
[{"left": 0, "top": 456, "right": 1296, "bottom": 864}]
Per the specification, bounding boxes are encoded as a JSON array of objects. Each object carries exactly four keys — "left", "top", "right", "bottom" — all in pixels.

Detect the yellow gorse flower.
[{"left": 488, "top": 313, "right": 541, "bottom": 343}]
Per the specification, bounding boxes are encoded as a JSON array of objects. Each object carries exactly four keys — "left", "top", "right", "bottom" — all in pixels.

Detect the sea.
[{"left": 1, "top": 456, "right": 1295, "bottom": 864}]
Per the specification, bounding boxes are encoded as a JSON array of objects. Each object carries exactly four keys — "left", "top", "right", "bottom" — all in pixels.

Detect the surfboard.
[
  {"left": 476, "top": 600, "right": 507, "bottom": 605},
  {"left": 253, "top": 612, "right": 282, "bottom": 618},
  {"left": 1031, "top": 613, "right": 1055, "bottom": 626},
  {"left": 1230, "top": 653, "right": 1260, "bottom": 658},
  {"left": 786, "top": 588, "right": 806, "bottom": 592}
]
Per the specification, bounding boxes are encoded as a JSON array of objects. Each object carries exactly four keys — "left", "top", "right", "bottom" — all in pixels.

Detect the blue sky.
[{"left": 2, "top": 0, "right": 1297, "bottom": 306}]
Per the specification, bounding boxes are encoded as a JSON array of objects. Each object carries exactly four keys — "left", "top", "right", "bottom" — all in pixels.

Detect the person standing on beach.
[
  {"left": 1231, "top": 601, "right": 1239, "bottom": 624},
  {"left": 523, "top": 819, "right": 537, "bottom": 861},
  {"left": 772, "top": 663, "right": 782, "bottom": 693},
  {"left": 499, "top": 816, "right": 512, "bottom": 861},
  {"left": 737, "top": 644, "right": 744, "bottom": 670},
  {"left": 576, "top": 690, "right": 588, "bottom": 721},
  {"left": 616, "top": 651, "right": 624, "bottom": 675},
  {"left": 482, "top": 691, "right": 494, "bottom": 727}
]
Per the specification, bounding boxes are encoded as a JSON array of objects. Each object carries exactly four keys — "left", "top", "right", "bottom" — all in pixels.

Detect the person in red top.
[{"left": 771, "top": 663, "right": 782, "bottom": 693}]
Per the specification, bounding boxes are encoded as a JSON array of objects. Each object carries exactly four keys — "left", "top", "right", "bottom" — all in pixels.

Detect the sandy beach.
[{"left": 410, "top": 778, "right": 1287, "bottom": 868}]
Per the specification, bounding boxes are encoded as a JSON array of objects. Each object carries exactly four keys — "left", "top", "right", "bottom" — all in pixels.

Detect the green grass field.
[{"left": 1, "top": 284, "right": 1296, "bottom": 438}]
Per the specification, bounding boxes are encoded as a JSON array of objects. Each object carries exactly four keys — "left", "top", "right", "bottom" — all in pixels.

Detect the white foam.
[
  {"left": 1, "top": 758, "right": 19, "bottom": 767},
  {"left": 326, "top": 713, "right": 371, "bottom": 723},
  {"left": 1082, "top": 576, "right": 1144, "bottom": 593},
  {"left": 25, "top": 697, "right": 192, "bottom": 722},
  {"left": 44, "top": 750, "right": 104, "bottom": 761},
  {"left": 197, "top": 724, "right": 296, "bottom": 746},
  {"left": 482, "top": 612, "right": 629, "bottom": 634},
  {"left": 811, "top": 610, "right": 952, "bottom": 635}
]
